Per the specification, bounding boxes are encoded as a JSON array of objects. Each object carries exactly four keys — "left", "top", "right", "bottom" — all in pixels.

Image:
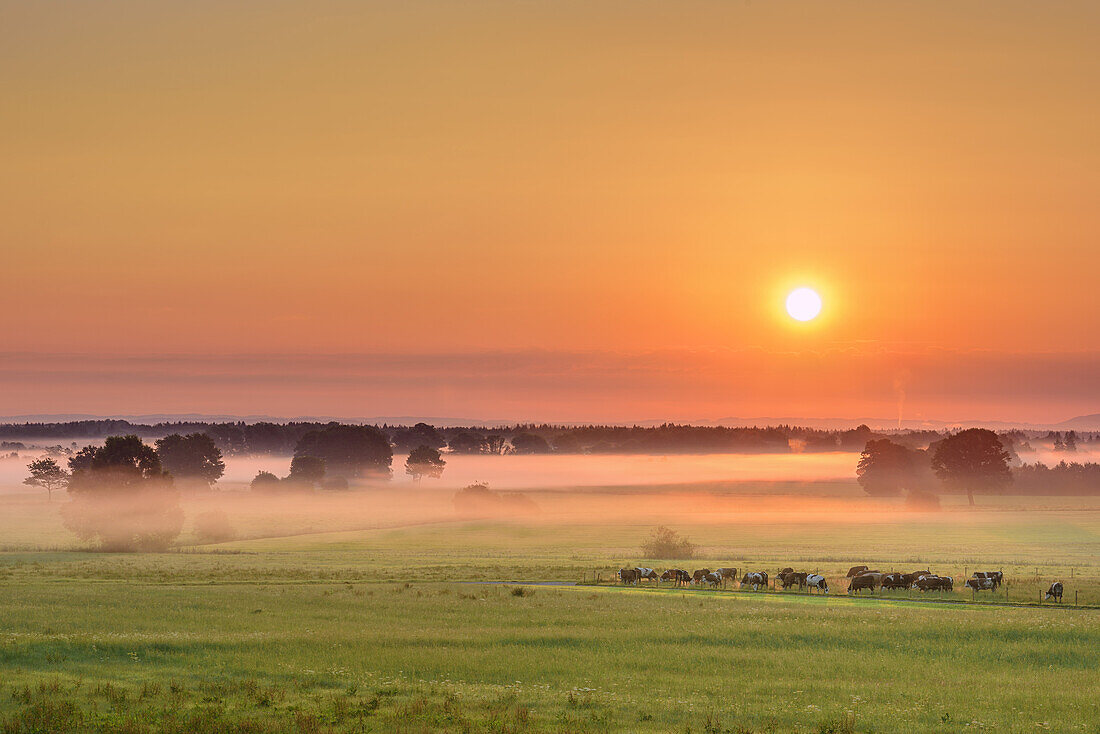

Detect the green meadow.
[{"left": 2, "top": 484, "right": 1100, "bottom": 732}]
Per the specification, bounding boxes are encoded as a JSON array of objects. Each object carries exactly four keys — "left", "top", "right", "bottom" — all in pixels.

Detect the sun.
[{"left": 786, "top": 287, "right": 822, "bottom": 321}]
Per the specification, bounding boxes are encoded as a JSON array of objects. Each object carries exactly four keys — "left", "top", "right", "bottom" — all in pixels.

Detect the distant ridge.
[{"left": 0, "top": 412, "right": 1096, "bottom": 431}]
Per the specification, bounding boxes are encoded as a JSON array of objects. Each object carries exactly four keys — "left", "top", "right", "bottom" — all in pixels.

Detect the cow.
[
  {"left": 972, "top": 571, "right": 1003, "bottom": 589},
  {"left": 636, "top": 568, "right": 660, "bottom": 583},
  {"left": 701, "top": 572, "right": 722, "bottom": 588},
  {"left": 880, "top": 573, "right": 909, "bottom": 591},
  {"left": 806, "top": 574, "right": 828, "bottom": 594},
  {"left": 846, "top": 565, "right": 869, "bottom": 578},
  {"left": 848, "top": 572, "right": 883, "bottom": 594},
  {"left": 691, "top": 569, "right": 712, "bottom": 584},
  {"left": 779, "top": 571, "right": 808, "bottom": 590},
  {"left": 902, "top": 571, "right": 932, "bottom": 585},
  {"left": 1045, "top": 582, "right": 1064, "bottom": 602},
  {"left": 914, "top": 575, "right": 952, "bottom": 592},
  {"left": 617, "top": 568, "right": 641, "bottom": 585},
  {"left": 740, "top": 571, "right": 768, "bottom": 591},
  {"left": 778, "top": 567, "right": 794, "bottom": 576},
  {"left": 716, "top": 567, "right": 739, "bottom": 585},
  {"left": 965, "top": 577, "right": 996, "bottom": 592},
  {"left": 661, "top": 569, "right": 690, "bottom": 586}
]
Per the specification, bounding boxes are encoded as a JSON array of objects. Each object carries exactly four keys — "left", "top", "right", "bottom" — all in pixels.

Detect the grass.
[{"left": 2, "top": 484, "right": 1100, "bottom": 731}]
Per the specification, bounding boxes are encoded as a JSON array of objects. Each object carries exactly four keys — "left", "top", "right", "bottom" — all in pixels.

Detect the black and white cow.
[
  {"left": 740, "top": 571, "right": 768, "bottom": 591},
  {"left": 1045, "top": 582, "right": 1064, "bottom": 602},
  {"left": 881, "top": 573, "right": 909, "bottom": 591},
  {"left": 636, "top": 567, "right": 660, "bottom": 583},
  {"left": 965, "top": 576, "right": 996, "bottom": 592},
  {"left": 806, "top": 574, "right": 828, "bottom": 594},
  {"left": 972, "top": 571, "right": 1003, "bottom": 589}
]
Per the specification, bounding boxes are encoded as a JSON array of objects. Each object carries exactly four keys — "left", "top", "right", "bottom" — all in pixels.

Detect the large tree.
[
  {"left": 63, "top": 435, "right": 183, "bottom": 551},
  {"left": 293, "top": 424, "right": 393, "bottom": 479},
  {"left": 24, "top": 457, "right": 70, "bottom": 501},
  {"left": 405, "top": 445, "right": 446, "bottom": 484},
  {"left": 856, "top": 439, "right": 927, "bottom": 497},
  {"left": 155, "top": 433, "right": 225, "bottom": 487},
  {"left": 931, "top": 428, "right": 1012, "bottom": 506},
  {"left": 288, "top": 455, "right": 326, "bottom": 488}
]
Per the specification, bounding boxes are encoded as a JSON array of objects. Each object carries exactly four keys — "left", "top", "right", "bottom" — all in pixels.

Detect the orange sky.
[{"left": 1, "top": 1, "right": 1098, "bottom": 423}]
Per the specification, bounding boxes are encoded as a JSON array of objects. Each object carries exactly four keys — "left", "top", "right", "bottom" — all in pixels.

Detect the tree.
[
  {"left": 448, "top": 431, "right": 489, "bottom": 455},
  {"left": 511, "top": 433, "right": 551, "bottom": 454},
  {"left": 24, "top": 458, "right": 70, "bottom": 501},
  {"left": 293, "top": 424, "right": 393, "bottom": 479},
  {"left": 155, "top": 433, "right": 225, "bottom": 487},
  {"left": 931, "top": 428, "right": 1012, "bottom": 506},
  {"left": 391, "top": 423, "right": 446, "bottom": 452},
  {"left": 61, "top": 435, "right": 182, "bottom": 551},
  {"left": 68, "top": 435, "right": 169, "bottom": 492},
  {"left": 288, "top": 455, "right": 326, "bottom": 488},
  {"left": 856, "top": 439, "right": 926, "bottom": 497},
  {"left": 405, "top": 445, "right": 446, "bottom": 484}
]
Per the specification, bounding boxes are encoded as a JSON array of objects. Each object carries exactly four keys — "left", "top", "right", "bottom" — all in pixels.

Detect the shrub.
[
  {"left": 641, "top": 526, "right": 696, "bottom": 559},
  {"left": 249, "top": 471, "right": 282, "bottom": 493}
]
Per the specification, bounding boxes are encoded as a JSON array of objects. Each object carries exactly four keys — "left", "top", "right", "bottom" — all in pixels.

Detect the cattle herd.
[{"left": 615, "top": 565, "right": 1068, "bottom": 602}]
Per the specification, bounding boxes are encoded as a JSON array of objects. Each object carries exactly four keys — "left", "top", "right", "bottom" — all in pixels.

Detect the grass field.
[{"left": 3, "top": 482, "right": 1100, "bottom": 732}]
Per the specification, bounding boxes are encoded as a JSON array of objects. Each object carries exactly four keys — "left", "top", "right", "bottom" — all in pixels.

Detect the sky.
[{"left": 1, "top": 1, "right": 1098, "bottom": 424}]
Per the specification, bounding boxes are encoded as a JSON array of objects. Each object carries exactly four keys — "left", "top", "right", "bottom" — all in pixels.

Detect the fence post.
[{"left": 1075, "top": 590, "right": 1078, "bottom": 606}]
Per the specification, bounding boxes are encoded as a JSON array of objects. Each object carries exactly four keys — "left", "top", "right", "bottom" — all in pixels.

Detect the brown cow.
[
  {"left": 691, "top": 569, "right": 712, "bottom": 583},
  {"left": 848, "top": 572, "right": 883, "bottom": 594},
  {"left": 617, "top": 568, "right": 641, "bottom": 585},
  {"left": 914, "top": 575, "right": 953, "bottom": 592},
  {"left": 779, "top": 571, "right": 808, "bottom": 590},
  {"left": 716, "top": 568, "right": 739, "bottom": 584},
  {"left": 901, "top": 571, "right": 932, "bottom": 585},
  {"left": 846, "top": 565, "right": 869, "bottom": 578},
  {"left": 661, "top": 569, "right": 690, "bottom": 586},
  {"left": 1045, "top": 582, "right": 1063, "bottom": 602}
]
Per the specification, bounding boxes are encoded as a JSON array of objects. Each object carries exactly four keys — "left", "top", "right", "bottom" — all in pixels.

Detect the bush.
[
  {"left": 250, "top": 471, "right": 282, "bottom": 493},
  {"left": 641, "top": 526, "right": 696, "bottom": 559},
  {"left": 193, "top": 510, "right": 236, "bottom": 543}
]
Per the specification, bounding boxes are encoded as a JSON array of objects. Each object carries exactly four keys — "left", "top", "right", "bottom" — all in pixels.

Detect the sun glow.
[{"left": 786, "top": 288, "right": 822, "bottom": 322}]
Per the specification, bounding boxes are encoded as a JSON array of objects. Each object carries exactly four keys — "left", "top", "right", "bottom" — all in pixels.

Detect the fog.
[{"left": 220, "top": 451, "right": 860, "bottom": 490}]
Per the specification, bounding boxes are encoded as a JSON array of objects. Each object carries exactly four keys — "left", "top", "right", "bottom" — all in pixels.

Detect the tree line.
[
  {"left": 1, "top": 419, "right": 1023, "bottom": 456},
  {"left": 856, "top": 428, "right": 1100, "bottom": 504}
]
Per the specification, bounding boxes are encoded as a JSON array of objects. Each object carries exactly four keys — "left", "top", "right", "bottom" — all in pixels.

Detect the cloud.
[{"left": 0, "top": 349, "right": 1095, "bottom": 424}]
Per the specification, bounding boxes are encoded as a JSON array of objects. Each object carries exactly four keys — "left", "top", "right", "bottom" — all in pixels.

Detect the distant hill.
[{"left": 1056, "top": 414, "right": 1100, "bottom": 431}]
